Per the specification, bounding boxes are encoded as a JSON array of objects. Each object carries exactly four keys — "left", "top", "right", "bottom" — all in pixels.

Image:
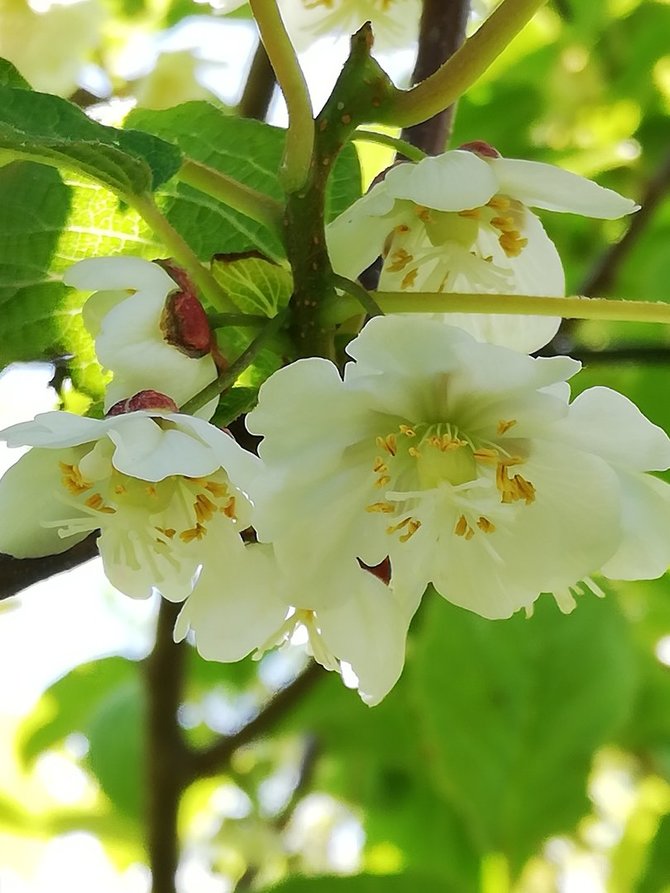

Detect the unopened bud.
[
  {"left": 459, "top": 140, "right": 501, "bottom": 159},
  {"left": 107, "top": 389, "right": 179, "bottom": 416},
  {"left": 155, "top": 259, "right": 213, "bottom": 359}
]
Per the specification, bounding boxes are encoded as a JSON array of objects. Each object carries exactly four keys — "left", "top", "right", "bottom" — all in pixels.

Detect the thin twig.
[
  {"left": 187, "top": 662, "right": 323, "bottom": 781},
  {"left": 539, "top": 344, "right": 670, "bottom": 364},
  {"left": 401, "top": 0, "right": 471, "bottom": 154},
  {"left": 579, "top": 150, "right": 670, "bottom": 297},
  {"left": 144, "top": 599, "right": 191, "bottom": 893}
]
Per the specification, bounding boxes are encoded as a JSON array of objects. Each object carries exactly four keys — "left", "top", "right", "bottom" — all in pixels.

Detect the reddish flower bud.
[
  {"left": 107, "top": 389, "right": 179, "bottom": 416},
  {"left": 458, "top": 140, "right": 501, "bottom": 159},
  {"left": 155, "top": 259, "right": 213, "bottom": 359}
]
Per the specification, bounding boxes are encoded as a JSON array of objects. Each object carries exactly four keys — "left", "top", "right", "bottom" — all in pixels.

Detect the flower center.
[
  {"left": 57, "top": 458, "right": 237, "bottom": 544},
  {"left": 381, "top": 194, "right": 529, "bottom": 294},
  {"left": 366, "top": 419, "right": 535, "bottom": 544}
]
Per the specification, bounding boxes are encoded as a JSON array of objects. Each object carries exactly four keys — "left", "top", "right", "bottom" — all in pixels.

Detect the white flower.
[
  {"left": 327, "top": 145, "right": 639, "bottom": 352},
  {"left": 246, "top": 316, "right": 670, "bottom": 621},
  {"left": 65, "top": 256, "right": 217, "bottom": 415},
  {"left": 175, "top": 544, "right": 418, "bottom": 705},
  {"left": 0, "top": 0, "right": 103, "bottom": 96},
  {"left": 0, "top": 402, "right": 258, "bottom": 601},
  {"left": 277, "top": 0, "right": 422, "bottom": 51}
]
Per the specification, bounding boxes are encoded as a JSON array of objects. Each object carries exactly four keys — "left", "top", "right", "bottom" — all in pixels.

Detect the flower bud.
[
  {"left": 458, "top": 140, "right": 501, "bottom": 158},
  {"left": 107, "top": 389, "right": 179, "bottom": 416},
  {"left": 156, "top": 260, "right": 213, "bottom": 359}
]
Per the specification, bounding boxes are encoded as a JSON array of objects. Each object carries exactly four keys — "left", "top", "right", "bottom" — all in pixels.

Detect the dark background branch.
[
  {"left": 187, "top": 662, "right": 323, "bottom": 781},
  {"left": 144, "top": 599, "right": 191, "bottom": 893},
  {"left": 400, "top": 0, "right": 471, "bottom": 154},
  {"left": 238, "top": 40, "right": 277, "bottom": 121},
  {"left": 0, "top": 535, "right": 98, "bottom": 602},
  {"left": 579, "top": 150, "right": 670, "bottom": 297}
]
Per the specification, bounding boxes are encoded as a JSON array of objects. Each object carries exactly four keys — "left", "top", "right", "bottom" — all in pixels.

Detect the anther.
[
  {"left": 366, "top": 502, "right": 395, "bottom": 514},
  {"left": 497, "top": 419, "right": 517, "bottom": 435},
  {"left": 477, "top": 516, "right": 496, "bottom": 534},
  {"left": 401, "top": 269, "right": 418, "bottom": 289}
]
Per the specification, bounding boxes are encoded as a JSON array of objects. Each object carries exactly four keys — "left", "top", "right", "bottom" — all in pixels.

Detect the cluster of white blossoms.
[{"left": 1, "top": 149, "right": 669, "bottom": 705}]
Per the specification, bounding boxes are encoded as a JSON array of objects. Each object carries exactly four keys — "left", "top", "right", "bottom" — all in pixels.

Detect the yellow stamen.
[
  {"left": 490, "top": 215, "right": 516, "bottom": 232},
  {"left": 454, "top": 514, "right": 469, "bottom": 537},
  {"left": 222, "top": 496, "right": 237, "bottom": 518},
  {"left": 204, "top": 480, "right": 229, "bottom": 498},
  {"left": 399, "top": 519, "right": 421, "bottom": 542},
  {"left": 145, "top": 485, "right": 157, "bottom": 497},
  {"left": 156, "top": 526, "right": 176, "bottom": 539},
  {"left": 399, "top": 424, "right": 416, "bottom": 437},
  {"left": 114, "top": 484, "right": 126, "bottom": 495},
  {"left": 373, "top": 457, "right": 389, "bottom": 474},
  {"left": 498, "top": 231, "right": 528, "bottom": 258},
  {"left": 59, "top": 462, "right": 92, "bottom": 494},
  {"left": 194, "top": 493, "right": 217, "bottom": 523},
  {"left": 387, "top": 248, "right": 413, "bottom": 272},
  {"left": 496, "top": 419, "right": 517, "bottom": 435},
  {"left": 477, "top": 516, "right": 496, "bottom": 534},
  {"left": 458, "top": 208, "right": 480, "bottom": 219},
  {"left": 375, "top": 475, "right": 391, "bottom": 489},
  {"left": 487, "top": 195, "right": 511, "bottom": 211},
  {"left": 473, "top": 447, "right": 499, "bottom": 463},
  {"left": 401, "top": 268, "right": 418, "bottom": 289},
  {"left": 366, "top": 501, "right": 395, "bottom": 514},
  {"left": 180, "top": 524, "right": 206, "bottom": 543},
  {"left": 376, "top": 434, "right": 397, "bottom": 456}
]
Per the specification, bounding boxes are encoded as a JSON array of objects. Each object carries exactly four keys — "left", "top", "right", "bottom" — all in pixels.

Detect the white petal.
[
  {"left": 384, "top": 151, "right": 498, "bottom": 211},
  {"left": 65, "top": 256, "right": 176, "bottom": 293},
  {"left": 317, "top": 571, "right": 422, "bottom": 705},
  {"left": 326, "top": 185, "right": 398, "bottom": 279},
  {"left": 174, "top": 541, "right": 287, "bottom": 661},
  {"left": 560, "top": 387, "right": 670, "bottom": 471},
  {"left": 489, "top": 158, "right": 639, "bottom": 218},
  {"left": 414, "top": 441, "right": 622, "bottom": 619},
  {"left": 601, "top": 472, "right": 670, "bottom": 580},
  {"left": 0, "top": 447, "right": 91, "bottom": 558},
  {"left": 107, "top": 417, "right": 221, "bottom": 481},
  {"left": 248, "top": 358, "right": 371, "bottom": 475},
  {"left": 1, "top": 411, "right": 106, "bottom": 449}
]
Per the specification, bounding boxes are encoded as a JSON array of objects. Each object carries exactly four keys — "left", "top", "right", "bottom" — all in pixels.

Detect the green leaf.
[
  {"left": 0, "top": 59, "right": 31, "bottom": 89},
  {"left": 86, "top": 679, "right": 145, "bottom": 821},
  {"left": 259, "top": 874, "right": 452, "bottom": 893},
  {"left": 281, "top": 672, "right": 479, "bottom": 889},
  {"left": 0, "top": 84, "right": 182, "bottom": 195},
  {"left": 408, "top": 592, "right": 638, "bottom": 872},
  {"left": 637, "top": 813, "right": 670, "bottom": 893},
  {"left": 0, "top": 161, "right": 161, "bottom": 392},
  {"left": 18, "top": 657, "right": 136, "bottom": 766},
  {"left": 126, "top": 102, "right": 362, "bottom": 261},
  {"left": 211, "top": 252, "right": 292, "bottom": 317}
]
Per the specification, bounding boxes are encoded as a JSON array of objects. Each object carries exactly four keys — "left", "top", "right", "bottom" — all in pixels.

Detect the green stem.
[
  {"left": 353, "top": 129, "right": 427, "bottom": 162},
  {"left": 180, "top": 311, "right": 287, "bottom": 415},
  {"left": 178, "top": 159, "right": 284, "bottom": 237},
  {"left": 382, "top": 0, "right": 547, "bottom": 128},
  {"left": 249, "top": 0, "right": 314, "bottom": 192},
  {"left": 322, "top": 291, "right": 670, "bottom": 327},
  {"left": 133, "top": 194, "right": 236, "bottom": 312},
  {"left": 332, "top": 274, "right": 383, "bottom": 317}
]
